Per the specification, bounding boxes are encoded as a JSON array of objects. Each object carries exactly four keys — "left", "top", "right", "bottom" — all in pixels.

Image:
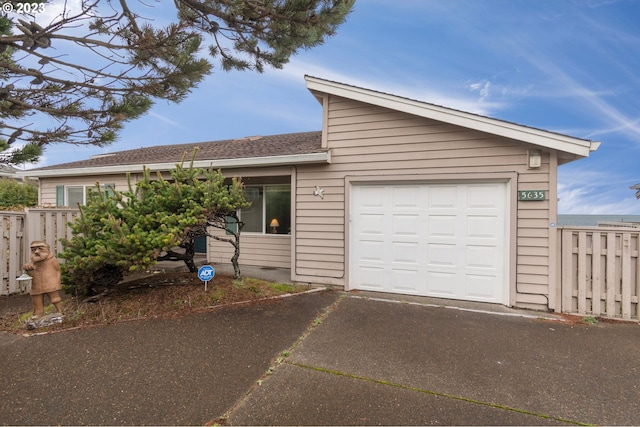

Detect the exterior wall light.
[{"left": 528, "top": 149, "right": 542, "bottom": 169}]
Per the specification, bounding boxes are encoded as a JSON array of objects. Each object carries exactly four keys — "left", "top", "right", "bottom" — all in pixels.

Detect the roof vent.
[
  {"left": 89, "top": 153, "right": 116, "bottom": 160},
  {"left": 234, "top": 135, "right": 263, "bottom": 142}
]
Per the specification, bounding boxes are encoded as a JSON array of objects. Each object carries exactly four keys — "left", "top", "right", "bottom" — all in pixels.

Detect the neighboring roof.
[
  {"left": 305, "top": 75, "right": 600, "bottom": 159},
  {"left": 20, "top": 131, "right": 327, "bottom": 178},
  {"left": 0, "top": 164, "right": 19, "bottom": 178}
]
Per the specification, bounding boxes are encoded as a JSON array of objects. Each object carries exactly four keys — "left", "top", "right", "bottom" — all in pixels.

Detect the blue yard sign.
[{"left": 197, "top": 265, "right": 215, "bottom": 290}]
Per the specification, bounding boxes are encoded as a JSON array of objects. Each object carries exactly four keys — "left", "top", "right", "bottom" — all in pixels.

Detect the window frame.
[
  {"left": 56, "top": 183, "right": 115, "bottom": 207},
  {"left": 240, "top": 184, "right": 291, "bottom": 235}
]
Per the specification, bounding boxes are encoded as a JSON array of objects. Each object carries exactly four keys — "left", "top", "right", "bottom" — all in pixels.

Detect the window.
[
  {"left": 241, "top": 185, "right": 290, "bottom": 234},
  {"left": 56, "top": 184, "right": 115, "bottom": 207}
]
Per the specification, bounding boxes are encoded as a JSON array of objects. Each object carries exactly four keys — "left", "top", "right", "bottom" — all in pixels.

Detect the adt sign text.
[{"left": 198, "top": 265, "right": 215, "bottom": 282}]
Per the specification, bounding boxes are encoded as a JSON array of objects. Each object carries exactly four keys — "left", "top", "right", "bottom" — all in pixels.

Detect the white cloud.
[
  {"left": 557, "top": 167, "right": 640, "bottom": 214},
  {"left": 508, "top": 33, "right": 640, "bottom": 144},
  {"left": 467, "top": 80, "right": 492, "bottom": 102},
  {"left": 275, "top": 58, "right": 506, "bottom": 117},
  {"left": 147, "top": 111, "right": 189, "bottom": 130}
]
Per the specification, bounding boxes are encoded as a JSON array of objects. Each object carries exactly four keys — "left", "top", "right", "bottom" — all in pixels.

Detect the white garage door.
[{"left": 350, "top": 182, "right": 508, "bottom": 304}]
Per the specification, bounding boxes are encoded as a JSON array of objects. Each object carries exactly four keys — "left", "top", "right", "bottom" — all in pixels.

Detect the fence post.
[
  {"left": 621, "top": 233, "right": 631, "bottom": 319},
  {"left": 561, "top": 229, "right": 573, "bottom": 313}
]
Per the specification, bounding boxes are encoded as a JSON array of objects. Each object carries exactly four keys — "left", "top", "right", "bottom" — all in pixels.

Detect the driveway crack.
[
  {"left": 207, "top": 293, "right": 347, "bottom": 425},
  {"left": 284, "top": 361, "right": 593, "bottom": 427}
]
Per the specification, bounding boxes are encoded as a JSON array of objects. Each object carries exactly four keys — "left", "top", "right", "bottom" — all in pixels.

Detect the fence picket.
[
  {"left": 621, "top": 233, "right": 631, "bottom": 319},
  {"left": 577, "top": 231, "right": 587, "bottom": 314},
  {"left": 606, "top": 232, "right": 616, "bottom": 318},
  {"left": 591, "top": 233, "right": 601, "bottom": 316}
]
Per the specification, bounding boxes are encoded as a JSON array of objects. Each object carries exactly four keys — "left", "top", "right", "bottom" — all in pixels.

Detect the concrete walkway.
[{"left": 1, "top": 289, "right": 639, "bottom": 425}]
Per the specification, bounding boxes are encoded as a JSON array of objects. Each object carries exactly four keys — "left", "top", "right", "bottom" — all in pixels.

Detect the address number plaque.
[{"left": 518, "top": 190, "right": 546, "bottom": 201}]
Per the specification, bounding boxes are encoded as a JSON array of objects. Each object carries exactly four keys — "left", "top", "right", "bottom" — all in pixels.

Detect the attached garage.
[
  {"left": 349, "top": 181, "right": 508, "bottom": 304},
  {"left": 292, "top": 75, "right": 600, "bottom": 312}
]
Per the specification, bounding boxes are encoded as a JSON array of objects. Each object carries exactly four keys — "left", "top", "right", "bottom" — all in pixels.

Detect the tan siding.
[
  {"left": 297, "top": 245, "right": 344, "bottom": 255},
  {"left": 517, "top": 273, "right": 548, "bottom": 285},
  {"left": 518, "top": 264, "right": 550, "bottom": 275},
  {"left": 518, "top": 247, "right": 549, "bottom": 257},
  {"left": 296, "top": 208, "right": 344, "bottom": 217},
  {"left": 294, "top": 94, "right": 554, "bottom": 309},
  {"left": 296, "top": 223, "right": 344, "bottom": 233},
  {"left": 207, "top": 228, "right": 290, "bottom": 269},
  {"left": 517, "top": 217, "right": 549, "bottom": 229},
  {"left": 296, "top": 216, "right": 344, "bottom": 225},
  {"left": 331, "top": 139, "right": 514, "bottom": 155},
  {"left": 518, "top": 209, "right": 551, "bottom": 219},
  {"left": 297, "top": 238, "right": 343, "bottom": 248}
]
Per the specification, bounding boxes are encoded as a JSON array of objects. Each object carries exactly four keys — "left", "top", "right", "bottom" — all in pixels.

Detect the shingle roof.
[{"left": 34, "top": 131, "right": 324, "bottom": 171}]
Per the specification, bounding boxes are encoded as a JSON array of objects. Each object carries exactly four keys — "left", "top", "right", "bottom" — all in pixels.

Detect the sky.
[{"left": 20, "top": 0, "right": 640, "bottom": 214}]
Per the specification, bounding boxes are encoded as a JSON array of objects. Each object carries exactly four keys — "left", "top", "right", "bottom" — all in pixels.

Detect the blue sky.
[{"left": 25, "top": 0, "right": 640, "bottom": 214}]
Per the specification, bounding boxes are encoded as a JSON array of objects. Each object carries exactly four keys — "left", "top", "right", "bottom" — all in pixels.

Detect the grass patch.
[{"left": 269, "top": 283, "right": 300, "bottom": 293}]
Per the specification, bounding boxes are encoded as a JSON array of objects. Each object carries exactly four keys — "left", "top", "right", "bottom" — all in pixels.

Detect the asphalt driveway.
[{"left": 2, "top": 290, "right": 639, "bottom": 426}]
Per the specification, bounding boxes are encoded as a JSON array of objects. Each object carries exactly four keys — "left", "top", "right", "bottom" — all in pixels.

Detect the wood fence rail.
[
  {"left": 560, "top": 226, "right": 640, "bottom": 321},
  {"left": 1, "top": 208, "right": 79, "bottom": 295}
]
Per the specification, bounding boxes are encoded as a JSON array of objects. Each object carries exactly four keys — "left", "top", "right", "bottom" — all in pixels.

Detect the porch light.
[
  {"left": 528, "top": 149, "right": 542, "bottom": 168},
  {"left": 269, "top": 218, "right": 280, "bottom": 234},
  {"left": 16, "top": 271, "right": 32, "bottom": 293}
]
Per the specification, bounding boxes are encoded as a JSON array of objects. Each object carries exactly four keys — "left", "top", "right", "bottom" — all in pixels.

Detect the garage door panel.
[
  {"left": 357, "top": 240, "right": 385, "bottom": 262},
  {"left": 429, "top": 186, "right": 458, "bottom": 208},
  {"left": 359, "top": 213, "right": 386, "bottom": 235},
  {"left": 428, "top": 215, "right": 457, "bottom": 237},
  {"left": 426, "top": 271, "right": 457, "bottom": 298},
  {"left": 393, "top": 186, "right": 424, "bottom": 209},
  {"left": 466, "top": 245, "right": 500, "bottom": 270},
  {"left": 391, "top": 241, "right": 421, "bottom": 265},
  {"left": 355, "top": 266, "right": 386, "bottom": 291},
  {"left": 467, "top": 184, "right": 503, "bottom": 208},
  {"left": 355, "top": 186, "right": 386, "bottom": 208},
  {"left": 390, "top": 268, "right": 423, "bottom": 293},
  {"left": 351, "top": 182, "right": 507, "bottom": 304},
  {"left": 427, "top": 243, "right": 457, "bottom": 267},
  {"left": 392, "top": 214, "right": 422, "bottom": 236},
  {"left": 466, "top": 275, "right": 501, "bottom": 301},
  {"left": 467, "top": 216, "right": 500, "bottom": 239}
]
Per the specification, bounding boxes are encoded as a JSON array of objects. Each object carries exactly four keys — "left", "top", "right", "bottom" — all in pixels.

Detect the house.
[
  {"left": 0, "top": 164, "right": 21, "bottom": 179},
  {"left": 20, "top": 76, "right": 600, "bottom": 312}
]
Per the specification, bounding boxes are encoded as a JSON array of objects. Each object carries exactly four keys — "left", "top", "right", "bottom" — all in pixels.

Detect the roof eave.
[
  {"left": 17, "top": 152, "right": 330, "bottom": 178},
  {"left": 305, "top": 75, "right": 597, "bottom": 158}
]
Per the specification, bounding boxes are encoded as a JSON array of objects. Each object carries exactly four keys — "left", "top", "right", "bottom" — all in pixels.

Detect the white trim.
[
  {"left": 305, "top": 75, "right": 598, "bottom": 157},
  {"left": 18, "top": 152, "right": 330, "bottom": 178}
]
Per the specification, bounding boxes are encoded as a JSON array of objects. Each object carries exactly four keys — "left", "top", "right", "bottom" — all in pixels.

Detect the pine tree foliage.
[
  {"left": 0, "top": 0, "right": 354, "bottom": 165},
  {"left": 0, "top": 176, "right": 37, "bottom": 208},
  {"left": 60, "top": 151, "right": 249, "bottom": 295}
]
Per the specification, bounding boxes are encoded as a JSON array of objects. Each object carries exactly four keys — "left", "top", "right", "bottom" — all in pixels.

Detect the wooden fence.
[
  {"left": 560, "top": 226, "right": 640, "bottom": 321},
  {"left": 3, "top": 210, "right": 639, "bottom": 321},
  {"left": 1, "top": 208, "right": 79, "bottom": 295}
]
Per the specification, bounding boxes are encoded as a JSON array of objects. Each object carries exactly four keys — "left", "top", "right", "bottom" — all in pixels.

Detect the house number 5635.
[{"left": 518, "top": 190, "right": 546, "bottom": 201}]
